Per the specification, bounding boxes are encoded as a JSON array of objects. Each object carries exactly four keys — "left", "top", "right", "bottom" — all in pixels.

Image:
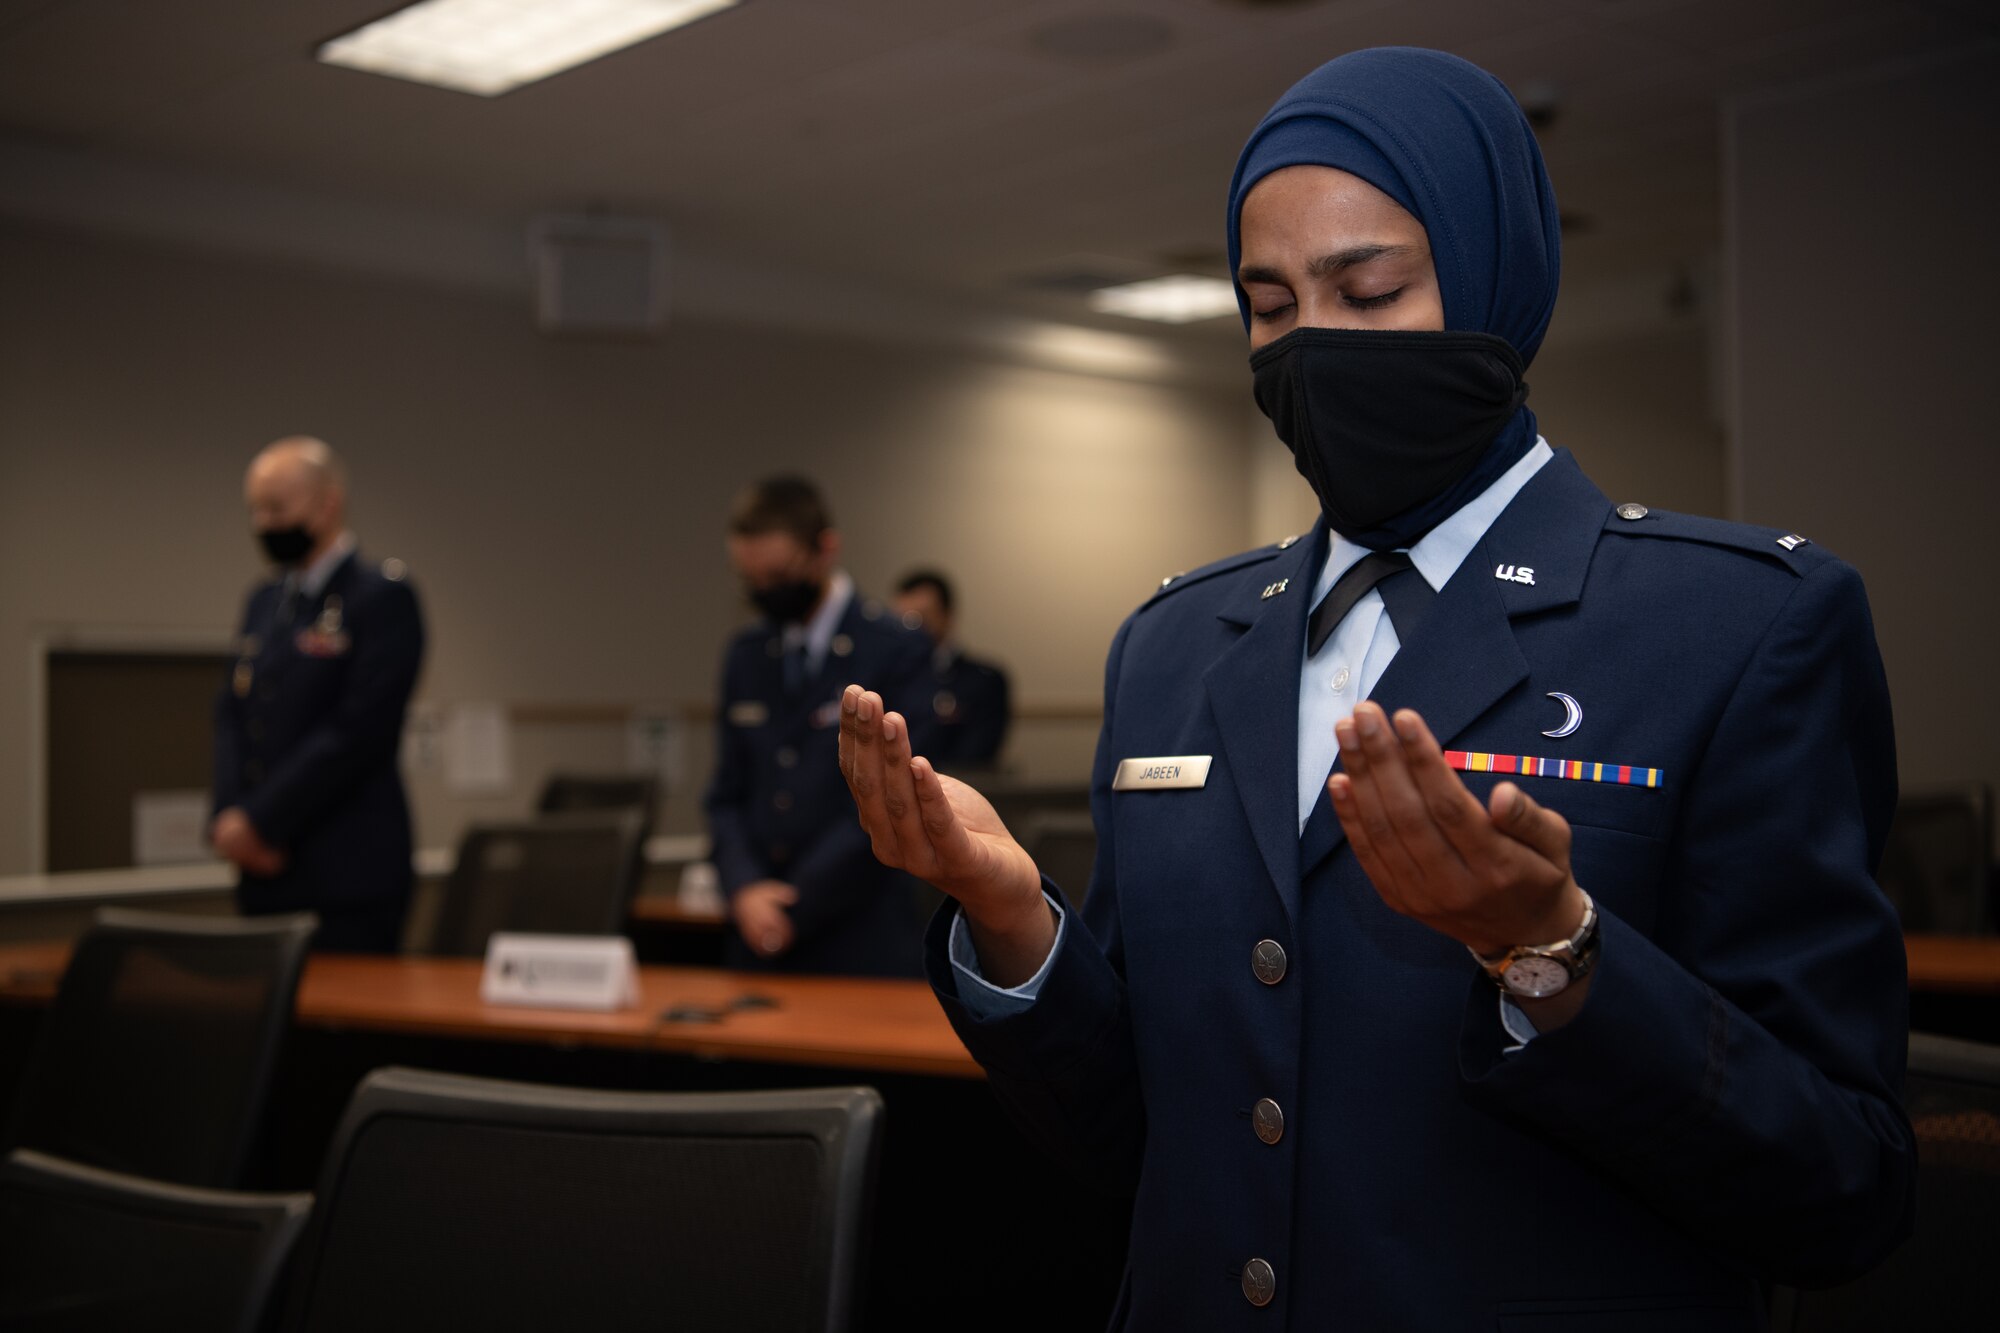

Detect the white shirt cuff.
[{"left": 1499, "top": 994, "right": 1541, "bottom": 1052}]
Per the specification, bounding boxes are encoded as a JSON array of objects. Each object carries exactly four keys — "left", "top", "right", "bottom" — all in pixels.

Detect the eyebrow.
[{"left": 1237, "top": 243, "right": 1420, "bottom": 285}]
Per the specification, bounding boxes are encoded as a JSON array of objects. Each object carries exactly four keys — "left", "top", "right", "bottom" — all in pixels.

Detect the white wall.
[{"left": 1726, "top": 46, "right": 2000, "bottom": 831}]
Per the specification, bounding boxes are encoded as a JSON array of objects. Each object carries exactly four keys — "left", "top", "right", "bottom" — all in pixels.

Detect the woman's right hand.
[{"left": 837, "top": 684, "right": 1055, "bottom": 986}]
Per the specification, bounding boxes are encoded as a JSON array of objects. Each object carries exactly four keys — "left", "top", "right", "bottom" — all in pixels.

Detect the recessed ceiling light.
[
  {"left": 1087, "top": 275, "right": 1239, "bottom": 324},
  {"left": 317, "top": 0, "right": 738, "bottom": 97}
]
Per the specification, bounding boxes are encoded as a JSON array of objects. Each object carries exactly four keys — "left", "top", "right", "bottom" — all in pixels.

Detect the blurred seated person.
[{"left": 892, "top": 569, "right": 1011, "bottom": 768}]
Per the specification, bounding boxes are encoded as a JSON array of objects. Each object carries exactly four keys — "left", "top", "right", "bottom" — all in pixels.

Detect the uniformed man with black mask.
[
  {"left": 705, "top": 476, "right": 933, "bottom": 975},
  {"left": 210, "top": 436, "right": 424, "bottom": 953}
]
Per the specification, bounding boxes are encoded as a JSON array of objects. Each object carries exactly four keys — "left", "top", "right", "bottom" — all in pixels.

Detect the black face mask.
[
  {"left": 258, "top": 525, "right": 314, "bottom": 567},
  {"left": 1250, "top": 328, "right": 1527, "bottom": 542},
  {"left": 748, "top": 579, "right": 823, "bottom": 625}
]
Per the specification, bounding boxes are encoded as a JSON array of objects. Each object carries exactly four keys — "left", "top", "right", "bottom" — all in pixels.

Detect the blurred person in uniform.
[
  {"left": 210, "top": 437, "right": 424, "bottom": 953},
  {"left": 705, "top": 476, "right": 932, "bottom": 976},
  {"left": 892, "top": 569, "right": 1012, "bottom": 767}
]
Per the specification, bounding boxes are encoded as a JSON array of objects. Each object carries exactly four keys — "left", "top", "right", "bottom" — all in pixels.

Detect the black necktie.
[
  {"left": 1306, "top": 551, "right": 1436, "bottom": 657},
  {"left": 782, "top": 639, "right": 807, "bottom": 696}
]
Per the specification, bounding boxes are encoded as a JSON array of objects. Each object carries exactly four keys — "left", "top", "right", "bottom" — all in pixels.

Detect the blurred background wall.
[{"left": 0, "top": 1, "right": 1992, "bottom": 873}]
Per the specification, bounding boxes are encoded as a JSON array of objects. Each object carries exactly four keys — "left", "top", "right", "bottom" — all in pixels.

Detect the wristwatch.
[{"left": 1469, "top": 892, "right": 1599, "bottom": 999}]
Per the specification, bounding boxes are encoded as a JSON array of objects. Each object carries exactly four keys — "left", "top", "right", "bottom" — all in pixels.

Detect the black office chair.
[
  {"left": 0, "top": 1147, "right": 311, "bottom": 1333},
  {"left": 428, "top": 811, "right": 647, "bottom": 956},
  {"left": 1877, "top": 783, "right": 1995, "bottom": 934},
  {"left": 1770, "top": 1032, "right": 2000, "bottom": 1331},
  {"left": 5, "top": 908, "right": 315, "bottom": 1189},
  {"left": 536, "top": 772, "right": 660, "bottom": 835},
  {"left": 279, "top": 1067, "right": 884, "bottom": 1333}
]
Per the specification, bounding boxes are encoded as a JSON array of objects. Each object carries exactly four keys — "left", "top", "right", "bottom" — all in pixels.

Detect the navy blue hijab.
[{"left": 1227, "top": 47, "right": 1562, "bottom": 548}]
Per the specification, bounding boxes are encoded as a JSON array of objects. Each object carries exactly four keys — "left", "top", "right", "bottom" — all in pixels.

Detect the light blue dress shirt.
[{"left": 952, "top": 441, "right": 1556, "bottom": 1028}]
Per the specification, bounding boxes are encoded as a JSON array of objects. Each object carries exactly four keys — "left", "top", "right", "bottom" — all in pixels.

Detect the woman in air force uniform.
[{"left": 840, "top": 46, "right": 1912, "bottom": 1331}]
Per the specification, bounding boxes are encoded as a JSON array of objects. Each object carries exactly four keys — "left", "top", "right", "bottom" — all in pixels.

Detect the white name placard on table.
[{"left": 480, "top": 934, "right": 639, "bottom": 1012}]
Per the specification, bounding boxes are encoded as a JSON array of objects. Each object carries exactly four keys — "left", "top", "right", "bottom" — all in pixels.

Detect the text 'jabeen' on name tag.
[
  {"left": 481, "top": 933, "right": 638, "bottom": 1012},
  {"left": 1112, "top": 755, "right": 1213, "bottom": 791}
]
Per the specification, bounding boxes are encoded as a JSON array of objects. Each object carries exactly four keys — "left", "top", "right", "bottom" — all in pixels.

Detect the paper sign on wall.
[{"left": 132, "top": 789, "right": 213, "bottom": 865}]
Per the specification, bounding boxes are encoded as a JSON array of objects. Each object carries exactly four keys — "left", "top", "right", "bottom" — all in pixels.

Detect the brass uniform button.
[
  {"left": 1242, "top": 1258, "right": 1276, "bottom": 1307},
  {"left": 1252, "top": 939, "right": 1287, "bottom": 985},
  {"left": 1252, "top": 1098, "right": 1284, "bottom": 1145}
]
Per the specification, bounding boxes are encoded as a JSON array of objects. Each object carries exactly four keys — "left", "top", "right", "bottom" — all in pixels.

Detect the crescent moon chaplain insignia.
[{"left": 1542, "top": 692, "right": 1582, "bottom": 739}]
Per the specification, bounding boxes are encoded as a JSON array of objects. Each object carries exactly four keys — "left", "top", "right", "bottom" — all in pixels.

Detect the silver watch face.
[{"left": 1501, "top": 955, "right": 1570, "bottom": 999}]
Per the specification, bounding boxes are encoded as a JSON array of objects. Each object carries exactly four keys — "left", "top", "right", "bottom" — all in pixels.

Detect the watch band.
[{"left": 1469, "top": 891, "right": 1599, "bottom": 997}]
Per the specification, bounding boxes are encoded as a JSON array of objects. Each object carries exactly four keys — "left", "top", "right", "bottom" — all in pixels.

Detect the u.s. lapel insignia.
[
  {"left": 1261, "top": 579, "right": 1289, "bottom": 600},
  {"left": 1494, "top": 564, "right": 1535, "bottom": 586}
]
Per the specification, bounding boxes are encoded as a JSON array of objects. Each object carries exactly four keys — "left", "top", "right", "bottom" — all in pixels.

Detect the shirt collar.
[
  {"left": 295, "top": 531, "right": 356, "bottom": 599},
  {"left": 1312, "top": 438, "right": 1553, "bottom": 603}
]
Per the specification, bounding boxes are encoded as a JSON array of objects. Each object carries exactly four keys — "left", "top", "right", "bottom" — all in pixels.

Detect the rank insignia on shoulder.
[{"left": 1776, "top": 534, "right": 1810, "bottom": 551}]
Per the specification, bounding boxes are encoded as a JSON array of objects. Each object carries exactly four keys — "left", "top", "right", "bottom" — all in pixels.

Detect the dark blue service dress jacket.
[
  {"left": 707, "top": 594, "right": 934, "bottom": 977},
  {"left": 921, "top": 648, "right": 1012, "bottom": 768},
  {"left": 212, "top": 551, "right": 425, "bottom": 942},
  {"left": 928, "top": 451, "right": 1914, "bottom": 1330}
]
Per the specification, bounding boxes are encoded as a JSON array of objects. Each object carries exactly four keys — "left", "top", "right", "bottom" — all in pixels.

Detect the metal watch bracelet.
[{"left": 1468, "top": 891, "right": 1599, "bottom": 996}]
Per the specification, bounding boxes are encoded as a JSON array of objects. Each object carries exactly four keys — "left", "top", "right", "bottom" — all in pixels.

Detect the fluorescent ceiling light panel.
[
  {"left": 1087, "top": 275, "right": 1239, "bottom": 324},
  {"left": 318, "top": 0, "right": 738, "bottom": 96}
]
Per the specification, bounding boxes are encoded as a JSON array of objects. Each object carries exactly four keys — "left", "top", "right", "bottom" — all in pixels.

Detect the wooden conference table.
[
  {"left": 1904, "top": 933, "right": 2000, "bottom": 996},
  {"left": 0, "top": 940, "right": 981, "bottom": 1080}
]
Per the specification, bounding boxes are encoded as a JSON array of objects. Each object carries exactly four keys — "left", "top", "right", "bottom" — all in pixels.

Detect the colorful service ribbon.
[{"left": 1443, "top": 750, "right": 1661, "bottom": 789}]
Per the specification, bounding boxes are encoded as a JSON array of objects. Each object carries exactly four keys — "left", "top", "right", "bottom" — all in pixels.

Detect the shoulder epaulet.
[
  {"left": 1601, "top": 503, "right": 1829, "bottom": 575},
  {"left": 1142, "top": 536, "right": 1295, "bottom": 609}
]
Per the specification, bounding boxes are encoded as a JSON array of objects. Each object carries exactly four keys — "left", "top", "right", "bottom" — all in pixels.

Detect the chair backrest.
[
  {"left": 1771, "top": 1032, "right": 2000, "bottom": 1331},
  {"left": 1877, "top": 783, "right": 1995, "bottom": 933},
  {"left": 428, "top": 811, "right": 646, "bottom": 956},
  {"left": 281, "top": 1067, "right": 883, "bottom": 1333},
  {"left": 1017, "top": 808, "right": 1099, "bottom": 907},
  {"left": 536, "top": 772, "right": 659, "bottom": 830},
  {"left": 6, "top": 908, "right": 316, "bottom": 1188},
  {"left": 0, "top": 1147, "right": 311, "bottom": 1333}
]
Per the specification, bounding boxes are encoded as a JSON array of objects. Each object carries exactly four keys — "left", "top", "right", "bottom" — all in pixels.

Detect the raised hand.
[
  {"left": 837, "top": 684, "right": 1053, "bottom": 985},
  {"left": 1328, "top": 701, "right": 1585, "bottom": 960}
]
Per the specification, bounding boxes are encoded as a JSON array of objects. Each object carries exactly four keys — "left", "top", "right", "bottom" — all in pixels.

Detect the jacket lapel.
[
  {"left": 1299, "top": 451, "right": 1610, "bottom": 879},
  {"left": 1203, "top": 524, "right": 1325, "bottom": 926}
]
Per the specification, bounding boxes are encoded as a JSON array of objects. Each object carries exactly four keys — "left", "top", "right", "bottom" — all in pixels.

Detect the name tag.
[
  {"left": 727, "top": 701, "right": 769, "bottom": 726},
  {"left": 481, "top": 933, "right": 638, "bottom": 1012},
  {"left": 1112, "top": 755, "right": 1212, "bottom": 791}
]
